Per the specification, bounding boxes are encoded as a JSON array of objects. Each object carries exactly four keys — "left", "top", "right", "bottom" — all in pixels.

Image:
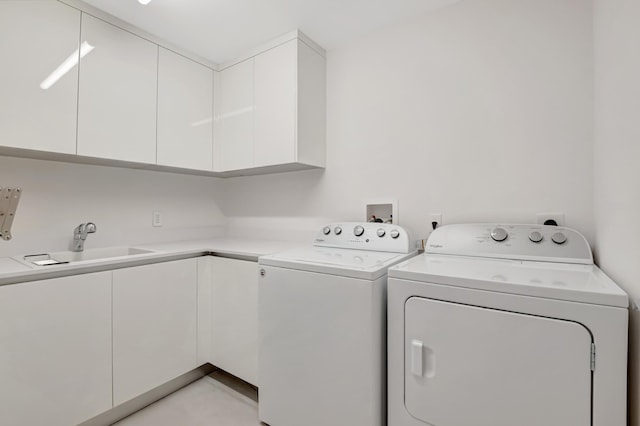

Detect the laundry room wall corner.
[{"left": 593, "top": 0, "right": 640, "bottom": 424}]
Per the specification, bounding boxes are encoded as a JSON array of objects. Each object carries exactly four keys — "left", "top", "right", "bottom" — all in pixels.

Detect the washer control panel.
[
  {"left": 313, "top": 222, "right": 411, "bottom": 253},
  {"left": 426, "top": 224, "right": 592, "bottom": 264}
]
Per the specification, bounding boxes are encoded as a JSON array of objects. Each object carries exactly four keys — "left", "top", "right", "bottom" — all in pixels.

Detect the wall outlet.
[
  {"left": 536, "top": 212, "right": 564, "bottom": 227},
  {"left": 152, "top": 211, "right": 163, "bottom": 227},
  {"left": 430, "top": 213, "right": 442, "bottom": 230}
]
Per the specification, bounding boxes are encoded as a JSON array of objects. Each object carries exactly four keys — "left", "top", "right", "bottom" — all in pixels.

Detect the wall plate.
[{"left": 365, "top": 199, "right": 398, "bottom": 224}]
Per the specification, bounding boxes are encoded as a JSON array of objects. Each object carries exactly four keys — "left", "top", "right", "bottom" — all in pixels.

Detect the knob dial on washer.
[
  {"left": 490, "top": 227, "right": 508, "bottom": 242},
  {"left": 354, "top": 225, "right": 365, "bottom": 237},
  {"left": 334, "top": 226, "right": 342, "bottom": 235},
  {"left": 322, "top": 226, "right": 331, "bottom": 235},
  {"left": 390, "top": 229, "right": 400, "bottom": 239},
  {"left": 377, "top": 228, "right": 386, "bottom": 238},
  {"left": 551, "top": 232, "right": 567, "bottom": 245},
  {"left": 529, "top": 231, "right": 543, "bottom": 243}
]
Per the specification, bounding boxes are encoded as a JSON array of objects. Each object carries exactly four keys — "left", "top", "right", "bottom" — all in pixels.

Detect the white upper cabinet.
[
  {"left": 0, "top": 4, "right": 324, "bottom": 176},
  {"left": 253, "top": 40, "right": 297, "bottom": 167},
  {"left": 157, "top": 48, "right": 213, "bottom": 170},
  {"left": 213, "top": 59, "right": 255, "bottom": 171},
  {"left": 214, "top": 36, "right": 326, "bottom": 173},
  {"left": 77, "top": 14, "right": 158, "bottom": 164},
  {"left": 0, "top": 1, "right": 80, "bottom": 154}
]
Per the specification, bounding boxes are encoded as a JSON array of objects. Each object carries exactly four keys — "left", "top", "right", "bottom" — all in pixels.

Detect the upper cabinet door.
[
  {"left": 77, "top": 14, "right": 158, "bottom": 164},
  {"left": 157, "top": 48, "right": 213, "bottom": 171},
  {"left": 213, "top": 60, "right": 255, "bottom": 172},
  {"left": 0, "top": 1, "right": 80, "bottom": 154},
  {"left": 253, "top": 40, "right": 297, "bottom": 167}
]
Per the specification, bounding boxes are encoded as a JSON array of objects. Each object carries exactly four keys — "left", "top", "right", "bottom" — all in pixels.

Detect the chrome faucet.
[{"left": 72, "top": 222, "right": 97, "bottom": 252}]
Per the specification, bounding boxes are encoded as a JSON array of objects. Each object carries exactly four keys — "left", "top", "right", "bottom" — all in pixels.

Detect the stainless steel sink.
[{"left": 19, "top": 247, "right": 156, "bottom": 266}]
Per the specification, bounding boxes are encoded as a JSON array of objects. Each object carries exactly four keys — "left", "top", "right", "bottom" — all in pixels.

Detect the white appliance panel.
[
  {"left": 259, "top": 246, "right": 411, "bottom": 280},
  {"left": 426, "top": 223, "right": 592, "bottom": 264},
  {"left": 259, "top": 265, "right": 385, "bottom": 426},
  {"left": 405, "top": 297, "right": 592, "bottom": 426},
  {"left": 390, "top": 253, "right": 628, "bottom": 308}
]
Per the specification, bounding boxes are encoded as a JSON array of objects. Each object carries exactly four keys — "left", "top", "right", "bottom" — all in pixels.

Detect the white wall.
[
  {"left": 593, "top": 0, "right": 640, "bottom": 423},
  {"left": 222, "top": 0, "right": 595, "bottom": 245},
  {"left": 0, "top": 156, "right": 226, "bottom": 257}
]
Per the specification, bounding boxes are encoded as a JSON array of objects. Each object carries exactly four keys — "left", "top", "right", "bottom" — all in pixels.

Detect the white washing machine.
[
  {"left": 258, "top": 222, "right": 417, "bottom": 426},
  {"left": 388, "top": 224, "right": 628, "bottom": 426}
]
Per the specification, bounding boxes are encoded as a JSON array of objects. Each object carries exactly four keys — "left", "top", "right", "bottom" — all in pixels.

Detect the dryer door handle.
[
  {"left": 411, "top": 339, "right": 436, "bottom": 378},
  {"left": 411, "top": 340, "right": 424, "bottom": 376}
]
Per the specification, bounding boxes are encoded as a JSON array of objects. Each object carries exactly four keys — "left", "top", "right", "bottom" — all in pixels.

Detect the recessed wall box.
[{"left": 365, "top": 199, "right": 398, "bottom": 224}]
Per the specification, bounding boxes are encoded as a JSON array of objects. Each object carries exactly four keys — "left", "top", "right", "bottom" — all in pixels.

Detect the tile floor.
[{"left": 113, "top": 370, "right": 262, "bottom": 426}]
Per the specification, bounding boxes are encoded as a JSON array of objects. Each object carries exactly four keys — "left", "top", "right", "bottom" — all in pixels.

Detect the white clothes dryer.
[
  {"left": 388, "top": 224, "right": 628, "bottom": 426},
  {"left": 259, "top": 222, "right": 417, "bottom": 426}
]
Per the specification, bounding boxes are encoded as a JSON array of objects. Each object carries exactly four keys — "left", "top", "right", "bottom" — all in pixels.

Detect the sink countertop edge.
[{"left": 0, "top": 238, "right": 304, "bottom": 287}]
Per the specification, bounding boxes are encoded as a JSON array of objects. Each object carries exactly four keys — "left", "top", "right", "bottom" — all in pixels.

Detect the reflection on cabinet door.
[
  {"left": 0, "top": 272, "right": 112, "bottom": 426},
  {"left": 77, "top": 14, "right": 158, "bottom": 164},
  {"left": 0, "top": 1, "right": 80, "bottom": 154},
  {"left": 113, "top": 259, "right": 198, "bottom": 405},
  {"left": 213, "top": 60, "right": 255, "bottom": 172},
  {"left": 157, "top": 48, "right": 213, "bottom": 171},
  {"left": 253, "top": 39, "right": 297, "bottom": 167}
]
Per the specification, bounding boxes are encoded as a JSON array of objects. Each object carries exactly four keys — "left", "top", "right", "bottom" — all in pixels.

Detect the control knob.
[
  {"left": 551, "top": 232, "right": 567, "bottom": 245},
  {"left": 529, "top": 231, "right": 543, "bottom": 243},
  {"left": 377, "top": 228, "right": 386, "bottom": 238},
  {"left": 490, "top": 227, "right": 508, "bottom": 242},
  {"left": 322, "top": 226, "right": 331, "bottom": 235},
  {"left": 334, "top": 226, "right": 342, "bottom": 235},
  {"left": 390, "top": 229, "right": 400, "bottom": 239},
  {"left": 354, "top": 225, "right": 365, "bottom": 237}
]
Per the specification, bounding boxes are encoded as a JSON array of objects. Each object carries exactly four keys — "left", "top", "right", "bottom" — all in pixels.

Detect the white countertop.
[{"left": 0, "top": 238, "right": 303, "bottom": 286}]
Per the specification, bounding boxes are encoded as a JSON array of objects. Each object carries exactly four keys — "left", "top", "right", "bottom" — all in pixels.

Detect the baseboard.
[{"left": 79, "top": 364, "right": 216, "bottom": 426}]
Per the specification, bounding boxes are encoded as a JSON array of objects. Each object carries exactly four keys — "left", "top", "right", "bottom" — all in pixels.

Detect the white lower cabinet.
[
  {"left": 113, "top": 259, "right": 198, "bottom": 405},
  {"left": 198, "top": 256, "right": 259, "bottom": 386},
  {"left": 0, "top": 272, "right": 112, "bottom": 426}
]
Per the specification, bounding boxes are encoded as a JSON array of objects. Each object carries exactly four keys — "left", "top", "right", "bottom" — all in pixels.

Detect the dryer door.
[{"left": 405, "top": 297, "right": 592, "bottom": 426}]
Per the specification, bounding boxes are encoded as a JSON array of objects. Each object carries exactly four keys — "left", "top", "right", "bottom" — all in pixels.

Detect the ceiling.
[{"left": 82, "top": 0, "right": 460, "bottom": 64}]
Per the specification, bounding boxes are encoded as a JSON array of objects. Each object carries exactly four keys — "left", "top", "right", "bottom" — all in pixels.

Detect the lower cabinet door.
[
  {"left": 113, "top": 259, "right": 198, "bottom": 405},
  {"left": 0, "top": 272, "right": 112, "bottom": 426},
  {"left": 208, "top": 256, "right": 259, "bottom": 386}
]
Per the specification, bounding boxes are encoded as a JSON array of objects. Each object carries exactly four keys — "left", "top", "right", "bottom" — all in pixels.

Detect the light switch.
[{"left": 152, "top": 211, "right": 163, "bottom": 227}]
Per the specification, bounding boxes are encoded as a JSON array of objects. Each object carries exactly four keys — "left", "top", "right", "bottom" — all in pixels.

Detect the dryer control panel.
[
  {"left": 314, "top": 222, "right": 411, "bottom": 253},
  {"left": 426, "top": 224, "right": 592, "bottom": 264}
]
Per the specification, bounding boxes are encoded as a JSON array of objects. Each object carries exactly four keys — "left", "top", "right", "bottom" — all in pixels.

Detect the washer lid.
[
  {"left": 259, "top": 247, "right": 417, "bottom": 280},
  {"left": 388, "top": 253, "right": 629, "bottom": 308}
]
